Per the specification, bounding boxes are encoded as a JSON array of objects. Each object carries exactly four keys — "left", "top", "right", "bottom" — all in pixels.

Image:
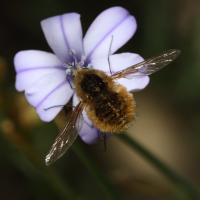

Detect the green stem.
[
  {"left": 117, "top": 133, "right": 200, "bottom": 200},
  {"left": 72, "top": 140, "right": 121, "bottom": 200}
]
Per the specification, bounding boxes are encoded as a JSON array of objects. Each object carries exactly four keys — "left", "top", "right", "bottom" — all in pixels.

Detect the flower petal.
[
  {"left": 84, "top": 7, "right": 137, "bottom": 62},
  {"left": 73, "top": 94, "right": 99, "bottom": 144},
  {"left": 25, "top": 71, "right": 74, "bottom": 122},
  {"left": 14, "top": 50, "right": 64, "bottom": 91},
  {"left": 92, "top": 52, "right": 144, "bottom": 74},
  {"left": 117, "top": 76, "right": 150, "bottom": 92},
  {"left": 79, "top": 123, "right": 99, "bottom": 144},
  {"left": 41, "top": 13, "right": 84, "bottom": 63}
]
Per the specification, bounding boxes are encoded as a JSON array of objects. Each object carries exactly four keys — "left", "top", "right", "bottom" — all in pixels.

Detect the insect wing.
[
  {"left": 111, "top": 49, "right": 181, "bottom": 80},
  {"left": 45, "top": 101, "right": 84, "bottom": 166}
]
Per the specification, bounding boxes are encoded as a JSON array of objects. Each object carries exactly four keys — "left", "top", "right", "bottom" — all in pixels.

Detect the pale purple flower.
[{"left": 14, "top": 7, "right": 149, "bottom": 144}]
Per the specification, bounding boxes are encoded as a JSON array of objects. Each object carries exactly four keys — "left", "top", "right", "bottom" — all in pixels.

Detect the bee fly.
[{"left": 45, "top": 49, "right": 181, "bottom": 166}]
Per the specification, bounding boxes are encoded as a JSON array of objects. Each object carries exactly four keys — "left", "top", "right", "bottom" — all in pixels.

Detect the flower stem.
[
  {"left": 117, "top": 133, "right": 200, "bottom": 200},
  {"left": 71, "top": 140, "right": 122, "bottom": 200}
]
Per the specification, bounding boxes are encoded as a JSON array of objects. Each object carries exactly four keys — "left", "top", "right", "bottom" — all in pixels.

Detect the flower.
[{"left": 14, "top": 6, "right": 149, "bottom": 144}]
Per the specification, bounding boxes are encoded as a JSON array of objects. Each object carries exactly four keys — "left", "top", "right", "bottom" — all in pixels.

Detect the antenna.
[{"left": 107, "top": 35, "right": 113, "bottom": 75}]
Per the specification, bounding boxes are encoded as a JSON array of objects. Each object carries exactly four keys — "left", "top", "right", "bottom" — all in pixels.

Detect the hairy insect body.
[
  {"left": 73, "top": 68, "right": 136, "bottom": 133},
  {"left": 45, "top": 49, "right": 181, "bottom": 165}
]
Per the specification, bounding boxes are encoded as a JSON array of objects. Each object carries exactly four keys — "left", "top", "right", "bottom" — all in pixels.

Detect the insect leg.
[
  {"left": 67, "top": 75, "right": 75, "bottom": 90},
  {"left": 103, "top": 132, "right": 107, "bottom": 152},
  {"left": 107, "top": 35, "right": 113, "bottom": 75},
  {"left": 83, "top": 120, "right": 94, "bottom": 128},
  {"left": 63, "top": 62, "right": 73, "bottom": 68}
]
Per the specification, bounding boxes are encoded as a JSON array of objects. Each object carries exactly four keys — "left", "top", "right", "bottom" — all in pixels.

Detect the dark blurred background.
[{"left": 0, "top": 0, "right": 200, "bottom": 199}]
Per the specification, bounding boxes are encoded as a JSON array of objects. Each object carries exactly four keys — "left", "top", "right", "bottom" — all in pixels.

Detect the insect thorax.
[
  {"left": 73, "top": 68, "right": 111, "bottom": 103},
  {"left": 81, "top": 73, "right": 108, "bottom": 99}
]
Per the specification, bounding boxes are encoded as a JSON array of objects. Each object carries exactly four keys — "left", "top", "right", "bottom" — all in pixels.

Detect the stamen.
[
  {"left": 87, "top": 63, "right": 93, "bottom": 69},
  {"left": 69, "top": 49, "right": 76, "bottom": 56},
  {"left": 81, "top": 53, "right": 87, "bottom": 62},
  {"left": 79, "top": 61, "right": 84, "bottom": 66},
  {"left": 65, "top": 50, "right": 88, "bottom": 70},
  {"left": 63, "top": 63, "right": 72, "bottom": 68},
  {"left": 74, "top": 57, "right": 78, "bottom": 65},
  {"left": 66, "top": 69, "right": 72, "bottom": 75},
  {"left": 76, "top": 63, "right": 81, "bottom": 68}
]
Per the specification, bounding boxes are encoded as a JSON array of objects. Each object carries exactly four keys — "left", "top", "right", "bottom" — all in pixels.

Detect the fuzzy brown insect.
[
  {"left": 45, "top": 49, "right": 181, "bottom": 166},
  {"left": 73, "top": 68, "right": 136, "bottom": 133}
]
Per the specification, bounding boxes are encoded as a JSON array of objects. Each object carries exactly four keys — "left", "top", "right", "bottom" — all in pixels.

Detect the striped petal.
[
  {"left": 14, "top": 50, "right": 64, "bottom": 92},
  {"left": 25, "top": 71, "right": 74, "bottom": 122},
  {"left": 84, "top": 7, "right": 137, "bottom": 62},
  {"left": 41, "top": 13, "right": 84, "bottom": 63}
]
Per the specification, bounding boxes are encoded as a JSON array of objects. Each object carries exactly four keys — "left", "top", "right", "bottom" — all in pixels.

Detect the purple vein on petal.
[
  {"left": 36, "top": 79, "right": 70, "bottom": 109},
  {"left": 17, "top": 66, "right": 65, "bottom": 73},
  {"left": 60, "top": 15, "right": 72, "bottom": 63},
  {"left": 86, "top": 13, "right": 130, "bottom": 62}
]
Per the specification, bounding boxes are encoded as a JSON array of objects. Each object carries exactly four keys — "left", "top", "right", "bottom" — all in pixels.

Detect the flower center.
[{"left": 63, "top": 49, "right": 93, "bottom": 75}]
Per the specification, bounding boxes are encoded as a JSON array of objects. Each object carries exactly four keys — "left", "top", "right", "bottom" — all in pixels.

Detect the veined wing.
[
  {"left": 45, "top": 101, "right": 84, "bottom": 166},
  {"left": 111, "top": 49, "right": 181, "bottom": 80}
]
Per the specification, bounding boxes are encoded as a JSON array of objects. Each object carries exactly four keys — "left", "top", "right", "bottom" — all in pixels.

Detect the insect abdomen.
[
  {"left": 86, "top": 85, "right": 136, "bottom": 133},
  {"left": 95, "top": 92, "right": 126, "bottom": 124}
]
